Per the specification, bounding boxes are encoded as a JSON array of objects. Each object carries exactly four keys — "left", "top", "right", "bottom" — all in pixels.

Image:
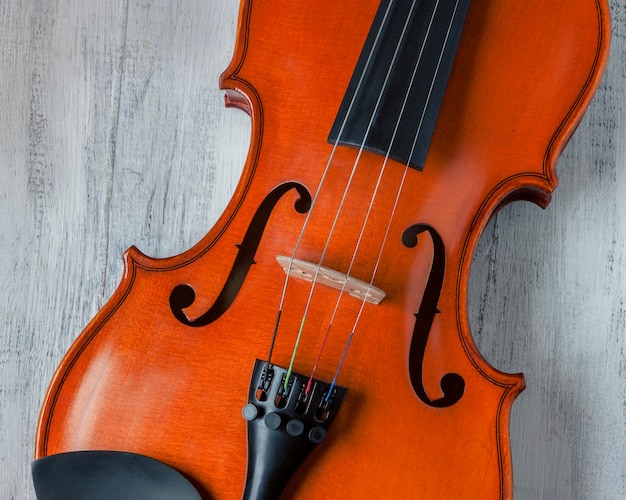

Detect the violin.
[{"left": 33, "top": 0, "right": 610, "bottom": 498}]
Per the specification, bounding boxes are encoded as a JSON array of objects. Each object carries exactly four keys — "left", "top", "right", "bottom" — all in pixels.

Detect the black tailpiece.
[{"left": 241, "top": 359, "right": 347, "bottom": 500}]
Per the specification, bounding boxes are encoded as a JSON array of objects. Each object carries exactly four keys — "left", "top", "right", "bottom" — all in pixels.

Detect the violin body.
[{"left": 35, "top": 0, "right": 610, "bottom": 498}]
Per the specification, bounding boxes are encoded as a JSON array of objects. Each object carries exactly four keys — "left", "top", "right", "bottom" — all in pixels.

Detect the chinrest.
[{"left": 31, "top": 450, "right": 201, "bottom": 500}]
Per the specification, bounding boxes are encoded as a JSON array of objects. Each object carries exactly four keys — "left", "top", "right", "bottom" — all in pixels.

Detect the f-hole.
[
  {"left": 169, "top": 182, "right": 312, "bottom": 328},
  {"left": 403, "top": 223, "right": 465, "bottom": 408}
]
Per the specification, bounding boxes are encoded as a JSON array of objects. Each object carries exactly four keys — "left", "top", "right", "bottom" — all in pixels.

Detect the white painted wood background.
[{"left": 0, "top": 1, "right": 624, "bottom": 498}]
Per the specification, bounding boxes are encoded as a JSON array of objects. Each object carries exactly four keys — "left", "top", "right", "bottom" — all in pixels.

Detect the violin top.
[{"left": 34, "top": 0, "right": 610, "bottom": 498}]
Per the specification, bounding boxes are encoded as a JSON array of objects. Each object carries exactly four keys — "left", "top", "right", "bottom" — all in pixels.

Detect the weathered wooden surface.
[{"left": 0, "top": 1, "right": 623, "bottom": 498}]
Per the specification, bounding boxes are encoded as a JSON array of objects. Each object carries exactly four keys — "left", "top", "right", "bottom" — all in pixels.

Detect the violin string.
[
  {"left": 283, "top": 0, "right": 421, "bottom": 391},
  {"left": 325, "top": 0, "right": 464, "bottom": 399},
  {"left": 305, "top": 0, "right": 441, "bottom": 394},
  {"left": 263, "top": 0, "right": 396, "bottom": 381}
]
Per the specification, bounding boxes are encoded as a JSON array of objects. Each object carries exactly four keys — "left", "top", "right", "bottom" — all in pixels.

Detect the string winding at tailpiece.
[{"left": 241, "top": 359, "right": 347, "bottom": 500}]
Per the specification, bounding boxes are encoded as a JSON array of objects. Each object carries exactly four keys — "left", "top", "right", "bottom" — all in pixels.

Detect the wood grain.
[{"left": 0, "top": 0, "right": 624, "bottom": 498}]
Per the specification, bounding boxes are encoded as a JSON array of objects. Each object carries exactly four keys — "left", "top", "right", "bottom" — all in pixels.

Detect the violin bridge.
[{"left": 275, "top": 255, "right": 386, "bottom": 305}]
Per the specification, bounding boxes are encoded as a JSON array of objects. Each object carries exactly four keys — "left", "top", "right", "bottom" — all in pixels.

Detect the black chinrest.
[{"left": 32, "top": 450, "right": 202, "bottom": 500}]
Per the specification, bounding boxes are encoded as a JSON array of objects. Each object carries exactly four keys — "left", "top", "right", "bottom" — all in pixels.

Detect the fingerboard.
[{"left": 328, "top": 0, "right": 472, "bottom": 171}]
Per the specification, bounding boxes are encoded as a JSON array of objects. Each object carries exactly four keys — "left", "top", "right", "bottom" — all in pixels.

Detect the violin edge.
[
  {"left": 452, "top": 2, "right": 611, "bottom": 494},
  {"left": 454, "top": 0, "right": 612, "bottom": 375},
  {"left": 541, "top": 0, "right": 612, "bottom": 191}
]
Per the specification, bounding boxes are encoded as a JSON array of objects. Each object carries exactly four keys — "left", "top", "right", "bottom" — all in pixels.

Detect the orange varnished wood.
[{"left": 35, "top": 0, "right": 610, "bottom": 498}]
